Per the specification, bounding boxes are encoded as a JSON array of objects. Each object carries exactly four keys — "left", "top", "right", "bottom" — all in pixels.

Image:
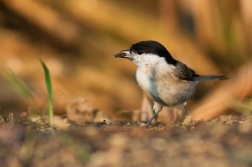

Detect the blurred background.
[{"left": 0, "top": 0, "right": 251, "bottom": 122}]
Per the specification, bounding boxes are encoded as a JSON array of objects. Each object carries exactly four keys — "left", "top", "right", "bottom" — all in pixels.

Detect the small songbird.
[{"left": 115, "top": 40, "right": 228, "bottom": 126}]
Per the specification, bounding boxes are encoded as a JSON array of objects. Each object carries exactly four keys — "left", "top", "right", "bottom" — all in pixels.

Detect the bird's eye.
[{"left": 137, "top": 50, "right": 142, "bottom": 55}]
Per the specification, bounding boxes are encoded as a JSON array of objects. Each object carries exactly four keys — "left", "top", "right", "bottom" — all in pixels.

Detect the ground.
[{"left": 0, "top": 114, "right": 252, "bottom": 167}]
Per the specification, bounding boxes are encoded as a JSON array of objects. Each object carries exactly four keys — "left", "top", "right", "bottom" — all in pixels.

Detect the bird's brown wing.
[{"left": 173, "top": 61, "right": 199, "bottom": 81}]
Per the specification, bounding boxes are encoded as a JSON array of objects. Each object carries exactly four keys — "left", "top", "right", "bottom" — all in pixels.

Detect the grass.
[
  {"left": 1, "top": 58, "right": 55, "bottom": 132},
  {"left": 1, "top": 68, "right": 35, "bottom": 105},
  {"left": 39, "top": 58, "right": 54, "bottom": 132}
]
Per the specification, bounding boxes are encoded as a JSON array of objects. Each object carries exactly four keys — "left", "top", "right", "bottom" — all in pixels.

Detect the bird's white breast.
[
  {"left": 135, "top": 68, "right": 155, "bottom": 97},
  {"left": 135, "top": 60, "right": 196, "bottom": 106}
]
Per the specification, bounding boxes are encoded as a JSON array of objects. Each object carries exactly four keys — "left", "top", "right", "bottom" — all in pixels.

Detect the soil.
[{"left": 1, "top": 114, "right": 252, "bottom": 167}]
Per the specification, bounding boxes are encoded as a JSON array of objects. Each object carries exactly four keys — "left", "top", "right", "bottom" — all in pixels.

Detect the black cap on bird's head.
[{"left": 115, "top": 40, "right": 177, "bottom": 65}]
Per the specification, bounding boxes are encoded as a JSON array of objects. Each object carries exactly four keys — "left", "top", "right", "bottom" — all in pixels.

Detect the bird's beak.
[{"left": 114, "top": 49, "right": 132, "bottom": 59}]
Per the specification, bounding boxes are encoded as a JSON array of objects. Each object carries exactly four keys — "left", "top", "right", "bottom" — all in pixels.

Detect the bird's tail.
[{"left": 194, "top": 75, "right": 229, "bottom": 82}]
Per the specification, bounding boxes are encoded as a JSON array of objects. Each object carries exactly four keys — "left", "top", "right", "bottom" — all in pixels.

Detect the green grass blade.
[
  {"left": 1, "top": 68, "right": 35, "bottom": 105},
  {"left": 39, "top": 58, "right": 54, "bottom": 131}
]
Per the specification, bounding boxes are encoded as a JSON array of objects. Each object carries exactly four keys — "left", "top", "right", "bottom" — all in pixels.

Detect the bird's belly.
[
  {"left": 136, "top": 70, "right": 196, "bottom": 106},
  {"left": 156, "top": 81, "right": 195, "bottom": 106}
]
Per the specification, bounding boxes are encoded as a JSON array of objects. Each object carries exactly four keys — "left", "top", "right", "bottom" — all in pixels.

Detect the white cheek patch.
[{"left": 133, "top": 53, "right": 170, "bottom": 67}]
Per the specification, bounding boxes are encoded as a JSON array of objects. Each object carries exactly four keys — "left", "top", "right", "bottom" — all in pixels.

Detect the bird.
[{"left": 114, "top": 40, "right": 229, "bottom": 127}]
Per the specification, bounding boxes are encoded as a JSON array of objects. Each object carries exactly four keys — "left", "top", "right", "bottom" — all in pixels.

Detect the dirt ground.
[{"left": 0, "top": 114, "right": 252, "bottom": 167}]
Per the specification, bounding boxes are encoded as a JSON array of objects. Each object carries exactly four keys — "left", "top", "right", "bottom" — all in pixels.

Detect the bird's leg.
[
  {"left": 182, "top": 101, "right": 189, "bottom": 116},
  {"left": 146, "top": 102, "right": 163, "bottom": 127},
  {"left": 146, "top": 112, "right": 159, "bottom": 127},
  {"left": 140, "top": 93, "right": 153, "bottom": 122}
]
